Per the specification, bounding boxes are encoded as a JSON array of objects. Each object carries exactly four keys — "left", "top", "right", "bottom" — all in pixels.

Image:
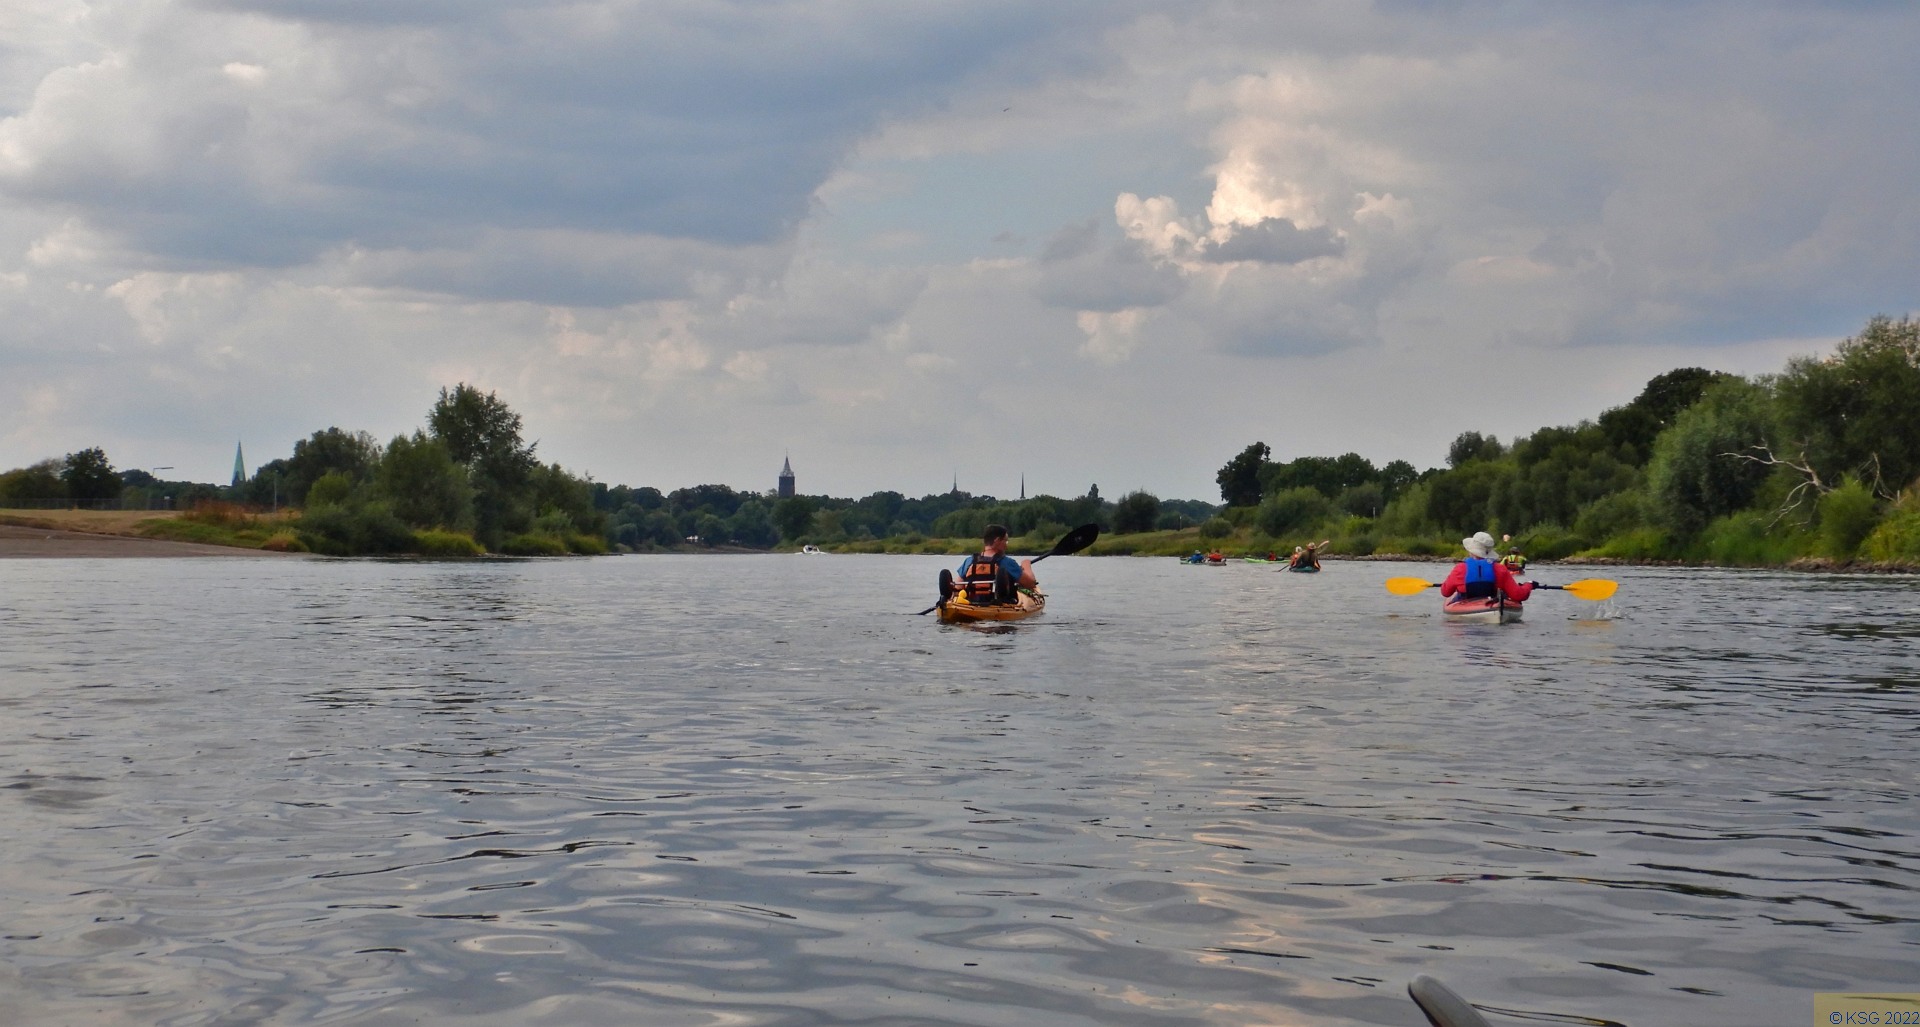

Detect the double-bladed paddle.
[
  {"left": 1384, "top": 575, "right": 1618, "bottom": 600},
  {"left": 916, "top": 523, "right": 1102, "bottom": 615}
]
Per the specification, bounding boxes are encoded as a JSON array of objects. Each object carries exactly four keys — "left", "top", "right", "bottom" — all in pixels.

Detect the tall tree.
[
  {"left": 286, "top": 428, "right": 381, "bottom": 505},
  {"left": 428, "top": 384, "right": 538, "bottom": 547},
  {"left": 62, "top": 447, "right": 121, "bottom": 503},
  {"left": 1, "top": 459, "right": 67, "bottom": 505},
  {"left": 376, "top": 431, "right": 474, "bottom": 529},
  {"left": 1645, "top": 377, "right": 1778, "bottom": 536},
  {"left": 1112, "top": 491, "right": 1161, "bottom": 534},
  {"left": 1216, "top": 442, "right": 1270, "bottom": 507},
  {"left": 1446, "top": 431, "right": 1504, "bottom": 468},
  {"left": 1775, "top": 315, "right": 1920, "bottom": 493}
]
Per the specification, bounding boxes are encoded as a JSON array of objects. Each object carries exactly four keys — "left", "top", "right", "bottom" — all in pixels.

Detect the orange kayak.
[{"left": 937, "top": 590, "right": 1045, "bottom": 623}]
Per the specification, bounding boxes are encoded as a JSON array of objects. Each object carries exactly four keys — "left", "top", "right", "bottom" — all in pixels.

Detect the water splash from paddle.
[{"left": 1569, "top": 600, "right": 1624, "bottom": 621}]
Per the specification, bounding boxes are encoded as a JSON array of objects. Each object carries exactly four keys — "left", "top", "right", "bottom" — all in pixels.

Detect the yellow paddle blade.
[
  {"left": 1560, "top": 578, "right": 1618, "bottom": 601},
  {"left": 1385, "top": 576, "right": 1438, "bottom": 596}
]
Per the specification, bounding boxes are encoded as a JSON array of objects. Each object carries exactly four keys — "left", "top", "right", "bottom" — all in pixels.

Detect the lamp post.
[{"left": 149, "top": 467, "right": 172, "bottom": 511}]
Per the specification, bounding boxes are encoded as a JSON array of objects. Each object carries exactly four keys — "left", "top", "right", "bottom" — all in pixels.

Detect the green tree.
[
  {"left": 1424, "top": 461, "right": 1512, "bottom": 534},
  {"left": 428, "top": 385, "right": 538, "bottom": 547},
  {"left": 1491, "top": 423, "right": 1638, "bottom": 532},
  {"left": 62, "top": 447, "right": 120, "bottom": 504},
  {"left": 529, "top": 462, "right": 605, "bottom": 538},
  {"left": 1775, "top": 315, "right": 1920, "bottom": 493},
  {"left": 376, "top": 431, "right": 473, "bottom": 530},
  {"left": 1255, "top": 487, "right": 1334, "bottom": 537},
  {"left": 773, "top": 496, "right": 817, "bottom": 542},
  {"left": 305, "top": 470, "right": 356, "bottom": 508},
  {"left": 1377, "top": 459, "right": 1420, "bottom": 502},
  {"left": 286, "top": 428, "right": 381, "bottom": 506},
  {"left": 1216, "top": 442, "right": 1270, "bottom": 507},
  {"left": 1339, "top": 482, "right": 1385, "bottom": 518},
  {"left": 1645, "top": 377, "right": 1778, "bottom": 537},
  {"left": 728, "top": 500, "right": 780, "bottom": 548},
  {"left": 1259, "top": 453, "right": 1377, "bottom": 500},
  {"left": 1446, "top": 431, "right": 1504, "bottom": 468},
  {"left": 0, "top": 459, "right": 66, "bottom": 506},
  {"left": 237, "top": 457, "right": 293, "bottom": 509},
  {"left": 1817, "top": 477, "right": 1882, "bottom": 561},
  {"left": 1112, "top": 491, "right": 1161, "bottom": 534}
]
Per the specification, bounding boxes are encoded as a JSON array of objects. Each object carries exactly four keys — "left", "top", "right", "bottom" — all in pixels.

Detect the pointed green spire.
[{"left": 232, "top": 441, "right": 246, "bottom": 487}]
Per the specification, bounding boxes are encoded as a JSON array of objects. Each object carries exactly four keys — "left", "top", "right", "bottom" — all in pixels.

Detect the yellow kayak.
[{"left": 937, "top": 590, "right": 1046, "bottom": 623}]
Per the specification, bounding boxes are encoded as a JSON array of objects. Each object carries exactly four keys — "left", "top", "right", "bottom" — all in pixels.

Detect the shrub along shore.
[{"left": 13, "top": 509, "right": 1911, "bottom": 575}]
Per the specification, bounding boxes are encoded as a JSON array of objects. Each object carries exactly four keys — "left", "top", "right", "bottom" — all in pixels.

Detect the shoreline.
[
  {"left": 6, "top": 515, "right": 1915, "bottom": 573},
  {"left": 0, "top": 523, "right": 303, "bottom": 559}
]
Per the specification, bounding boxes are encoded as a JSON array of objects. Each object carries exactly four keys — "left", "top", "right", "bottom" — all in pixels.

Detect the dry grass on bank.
[{"left": 0, "top": 508, "right": 181, "bottom": 535}]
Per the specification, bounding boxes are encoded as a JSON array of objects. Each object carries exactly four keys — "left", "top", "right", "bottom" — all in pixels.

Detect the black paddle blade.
[
  {"left": 915, "top": 568, "right": 956, "bottom": 616},
  {"left": 1037, "top": 523, "right": 1100, "bottom": 561}
]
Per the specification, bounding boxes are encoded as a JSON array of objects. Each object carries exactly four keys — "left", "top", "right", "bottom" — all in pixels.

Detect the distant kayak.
[
  {"left": 938, "top": 590, "right": 1045, "bottom": 623},
  {"left": 1441, "top": 597, "right": 1524, "bottom": 624},
  {"left": 1287, "top": 564, "right": 1320, "bottom": 573}
]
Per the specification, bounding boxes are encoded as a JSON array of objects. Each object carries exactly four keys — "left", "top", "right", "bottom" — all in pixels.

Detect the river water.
[{"left": 0, "top": 554, "right": 1915, "bottom": 1026}]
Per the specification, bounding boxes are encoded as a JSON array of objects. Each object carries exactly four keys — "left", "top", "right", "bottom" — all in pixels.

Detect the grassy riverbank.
[{"left": 815, "top": 511, "right": 1920, "bottom": 572}]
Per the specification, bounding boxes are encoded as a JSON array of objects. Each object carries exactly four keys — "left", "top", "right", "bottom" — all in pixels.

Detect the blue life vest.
[{"left": 1461, "top": 557, "right": 1497, "bottom": 599}]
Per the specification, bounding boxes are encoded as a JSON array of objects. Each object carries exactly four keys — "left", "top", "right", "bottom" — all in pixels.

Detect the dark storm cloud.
[
  {"left": 4, "top": 1, "right": 1142, "bottom": 301},
  {"left": 1197, "top": 218, "right": 1344, "bottom": 264}
]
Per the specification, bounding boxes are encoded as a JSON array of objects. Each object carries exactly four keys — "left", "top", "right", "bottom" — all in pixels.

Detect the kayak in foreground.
[
  {"left": 1441, "top": 597, "right": 1524, "bottom": 624},
  {"left": 937, "top": 590, "right": 1045, "bottom": 623}
]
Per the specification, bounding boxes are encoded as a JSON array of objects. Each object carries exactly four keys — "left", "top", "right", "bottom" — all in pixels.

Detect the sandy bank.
[{"left": 0, "top": 523, "right": 301, "bottom": 559}]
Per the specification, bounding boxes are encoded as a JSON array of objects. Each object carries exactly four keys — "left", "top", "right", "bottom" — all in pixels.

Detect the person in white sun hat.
[{"left": 1441, "top": 531, "right": 1534, "bottom": 606}]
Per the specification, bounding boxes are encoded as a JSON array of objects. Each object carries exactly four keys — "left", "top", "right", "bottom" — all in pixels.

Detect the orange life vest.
[{"left": 962, "top": 554, "right": 1013, "bottom": 604}]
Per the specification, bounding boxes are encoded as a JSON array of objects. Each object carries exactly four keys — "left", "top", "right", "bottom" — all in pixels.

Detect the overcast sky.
[{"left": 2, "top": 1, "right": 1915, "bottom": 502}]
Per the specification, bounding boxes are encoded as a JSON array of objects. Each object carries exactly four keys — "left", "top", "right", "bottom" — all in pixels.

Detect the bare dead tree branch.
[{"left": 1721, "top": 444, "right": 1826, "bottom": 526}]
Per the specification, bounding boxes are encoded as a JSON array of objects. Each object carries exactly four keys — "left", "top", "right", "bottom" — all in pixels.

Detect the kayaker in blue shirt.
[{"left": 957, "top": 524, "right": 1037, "bottom": 603}]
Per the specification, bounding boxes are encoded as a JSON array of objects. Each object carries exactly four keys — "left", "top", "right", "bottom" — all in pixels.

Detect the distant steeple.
[
  {"left": 1020, "top": 473, "right": 1025, "bottom": 500},
  {"left": 231, "top": 441, "right": 246, "bottom": 487},
  {"left": 778, "top": 455, "right": 795, "bottom": 498}
]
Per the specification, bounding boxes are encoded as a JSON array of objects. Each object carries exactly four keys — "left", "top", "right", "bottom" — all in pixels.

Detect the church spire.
[
  {"left": 231, "top": 441, "right": 246, "bottom": 487},
  {"left": 778, "top": 454, "right": 795, "bottom": 498}
]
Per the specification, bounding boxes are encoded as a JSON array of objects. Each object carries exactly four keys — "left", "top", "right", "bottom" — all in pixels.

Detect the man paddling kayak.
[
  {"left": 1441, "top": 531, "right": 1533, "bottom": 608},
  {"left": 956, "top": 524, "right": 1037, "bottom": 604}
]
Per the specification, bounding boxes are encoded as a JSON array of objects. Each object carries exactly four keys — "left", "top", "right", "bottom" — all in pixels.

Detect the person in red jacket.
[{"left": 1440, "top": 531, "right": 1534, "bottom": 606}]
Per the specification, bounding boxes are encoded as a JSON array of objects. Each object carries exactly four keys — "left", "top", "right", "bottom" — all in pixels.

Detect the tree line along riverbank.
[{"left": 4, "top": 314, "right": 1918, "bottom": 571}]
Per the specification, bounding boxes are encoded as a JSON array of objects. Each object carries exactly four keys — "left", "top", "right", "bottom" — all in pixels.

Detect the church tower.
[{"left": 778, "top": 456, "right": 795, "bottom": 498}]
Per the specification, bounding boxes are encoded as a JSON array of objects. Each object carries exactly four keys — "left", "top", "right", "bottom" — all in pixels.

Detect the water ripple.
[{"left": 0, "top": 557, "right": 1915, "bottom": 1024}]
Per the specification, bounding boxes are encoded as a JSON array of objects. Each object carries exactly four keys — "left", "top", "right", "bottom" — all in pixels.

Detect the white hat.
[{"left": 1462, "top": 531, "right": 1497, "bottom": 558}]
